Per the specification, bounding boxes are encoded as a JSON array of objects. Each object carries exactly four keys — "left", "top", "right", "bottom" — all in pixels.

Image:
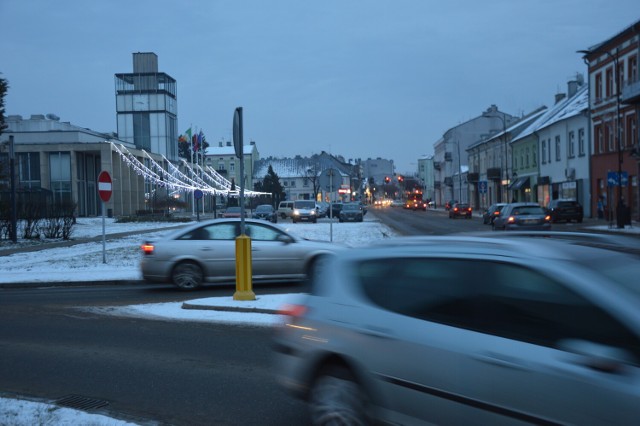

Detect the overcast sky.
[{"left": 1, "top": 1, "right": 637, "bottom": 173}]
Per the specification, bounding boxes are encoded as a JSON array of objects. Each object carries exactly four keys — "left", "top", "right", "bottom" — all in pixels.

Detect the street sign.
[
  {"left": 233, "top": 107, "right": 243, "bottom": 159},
  {"left": 97, "top": 171, "right": 112, "bottom": 202},
  {"left": 478, "top": 180, "right": 487, "bottom": 194},
  {"left": 607, "top": 171, "right": 628, "bottom": 187},
  {"left": 319, "top": 168, "right": 340, "bottom": 192}
]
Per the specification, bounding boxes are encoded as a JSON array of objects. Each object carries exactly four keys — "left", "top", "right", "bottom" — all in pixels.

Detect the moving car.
[
  {"left": 329, "top": 202, "right": 343, "bottom": 218},
  {"left": 444, "top": 199, "right": 458, "bottom": 210},
  {"left": 292, "top": 200, "right": 317, "bottom": 223},
  {"left": 273, "top": 234, "right": 640, "bottom": 425},
  {"left": 448, "top": 202, "right": 472, "bottom": 219},
  {"left": 547, "top": 199, "right": 584, "bottom": 223},
  {"left": 252, "top": 204, "right": 277, "bottom": 223},
  {"left": 338, "top": 203, "right": 364, "bottom": 222},
  {"left": 492, "top": 202, "right": 551, "bottom": 231},
  {"left": 482, "top": 202, "right": 507, "bottom": 224},
  {"left": 140, "top": 218, "right": 339, "bottom": 290}
]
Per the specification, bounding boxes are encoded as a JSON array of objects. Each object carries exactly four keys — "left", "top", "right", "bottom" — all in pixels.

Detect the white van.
[{"left": 277, "top": 201, "right": 295, "bottom": 219}]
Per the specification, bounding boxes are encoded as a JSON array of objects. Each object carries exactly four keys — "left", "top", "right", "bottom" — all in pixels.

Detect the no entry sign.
[{"left": 98, "top": 171, "right": 112, "bottom": 202}]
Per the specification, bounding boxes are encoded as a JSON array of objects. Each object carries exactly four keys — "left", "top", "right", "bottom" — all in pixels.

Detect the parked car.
[
  {"left": 339, "top": 203, "right": 364, "bottom": 222},
  {"left": 292, "top": 200, "right": 317, "bottom": 223},
  {"left": 329, "top": 202, "right": 343, "bottom": 218},
  {"left": 221, "top": 206, "right": 245, "bottom": 218},
  {"left": 444, "top": 199, "right": 458, "bottom": 210},
  {"left": 492, "top": 202, "right": 551, "bottom": 231},
  {"left": 252, "top": 204, "right": 277, "bottom": 223},
  {"left": 273, "top": 234, "right": 640, "bottom": 425},
  {"left": 547, "top": 199, "right": 584, "bottom": 223},
  {"left": 315, "top": 202, "right": 329, "bottom": 218},
  {"left": 277, "top": 201, "right": 295, "bottom": 219},
  {"left": 482, "top": 202, "right": 507, "bottom": 224},
  {"left": 448, "top": 202, "right": 472, "bottom": 219},
  {"left": 140, "top": 218, "right": 340, "bottom": 290}
]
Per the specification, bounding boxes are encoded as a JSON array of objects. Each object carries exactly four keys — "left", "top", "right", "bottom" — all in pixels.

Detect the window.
[
  {"left": 606, "top": 67, "right": 613, "bottom": 98},
  {"left": 358, "top": 257, "right": 640, "bottom": 360},
  {"left": 547, "top": 139, "right": 552, "bottom": 163},
  {"left": 578, "top": 128, "right": 585, "bottom": 156},
  {"left": 597, "top": 125, "right": 604, "bottom": 153},
  {"left": 17, "top": 152, "right": 41, "bottom": 189},
  {"left": 541, "top": 140, "right": 547, "bottom": 164},
  {"left": 629, "top": 116, "right": 637, "bottom": 150},
  {"left": 217, "top": 162, "right": 225, "bottom": 171},
  {"left": 230, "top": 163, "right": 235, "bottom": 172},
  {"left": 568, "top": 131, "right": 575, "bottom": 158},
  {"left": 607, "top": 123, "right": 614, "bottom": 152},
  {"left": 629, "top": 55, "right": 638, "bottom": 83},
  {"left": 49, "top": 152, "right": 71, "bottom": 204},
  {"left": 290, "top": 180, "right": 296, "bottom": 188},
  {"left": 555, "top": 136, "right": 561, "bottom": 161},
  {"left": 133, "top": 112, "right": 151, "bottom": 150},
  {"left": 595, "top": 73, "right": 603, "bottom": 101},
  {"left": 525, "top": 147, "right": 530, "bottom": 167}
]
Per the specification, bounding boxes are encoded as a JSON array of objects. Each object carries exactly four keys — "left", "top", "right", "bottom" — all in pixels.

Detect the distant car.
[
  {"left": 449, "top": 202, "right": 472, "bottom": 219},
  {"left": 277, "top": 201, "right": 295, "bottom": 219},
  {"left": 329, "top": 202, "right": 343, "bottom": 218},
  {"left": 493, "top": 202, "right": 551, "bottom": 231},
  {"left": 391, "top": 200, "right": 404, "bottom": 208},
  {"left": 315, "top": 202, "right": 329, "bottom": 218},
  {"left": 252, "top": 204, "right": 277, "bottom": 223},
  {"left": 444, "top": 199, "right": 458, "bottom": 210},
  {"left": 482, "top": 202, "right": 507, "bottom": 224},
  {"left": 547, "top": 199, "right": 584, "bottom": 223},
  {"left": 292, "top": 200, "right": 317, "bottom": 223},
  {"left": 140, "top": 218, "right": 340, "bottom": 290},
  {"left": 273, "top": 234, "right": 640, "bottom": 425},
  {"left": 221, "top": 206, "right": 245, "bottom": 218},
  {"left": 339, "top": 203, "right": 364, "bottom": 222}
]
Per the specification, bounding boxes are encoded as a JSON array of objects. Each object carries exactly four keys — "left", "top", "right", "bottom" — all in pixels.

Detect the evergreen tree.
[{"left": 254, "top": 165, "right": 284, "bottom": 205}]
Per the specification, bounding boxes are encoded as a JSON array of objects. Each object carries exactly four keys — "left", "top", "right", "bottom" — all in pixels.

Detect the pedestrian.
[{"left": 597, "top": 198, "right": 604, "bottom": 220}]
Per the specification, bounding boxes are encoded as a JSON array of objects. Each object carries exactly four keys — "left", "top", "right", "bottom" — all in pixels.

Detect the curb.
[{"left": 181, "top": 302, "right": 279, "bottom": 314}]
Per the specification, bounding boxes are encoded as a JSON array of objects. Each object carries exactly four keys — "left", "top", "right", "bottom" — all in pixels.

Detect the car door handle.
[
  {"left": 200, "top": 247, "right": 213, "bottom": 252},
  {"left": 359, "top": 325, "right": 394, "bottom": 339},
  {"left": 473, "top": 352, "right": 528, "bottom": 371}
]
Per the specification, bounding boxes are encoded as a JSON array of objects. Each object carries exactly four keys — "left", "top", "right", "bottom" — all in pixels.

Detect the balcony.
[
  {"left": 467, "top": 172, "right": 479, "bottom": 183},
  {"left": 621, "top": 78, "right": 640, "bottom": 104},
  {"left": 444, "top": 177, "right": 453, "bottom": 186},
  {"left": 444, "top": 152, "right": 453, "bottom": 162},
  {"left": 433, "top": 162, "right": 441, "bottom": 170},
  {"left": 487, "top": 167, "right": 502, "bottom": 180}
]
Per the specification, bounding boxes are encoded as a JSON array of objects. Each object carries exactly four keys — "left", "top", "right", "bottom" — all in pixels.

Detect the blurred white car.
[
  {"left": 141, "top": 218, "right": 340, "bottom": 290},
  {"left": 274, "top": 233, "right": 640, "bottom": 424}
]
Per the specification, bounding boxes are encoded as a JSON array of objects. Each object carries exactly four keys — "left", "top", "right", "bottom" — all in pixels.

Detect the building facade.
[{"left": 581, "top": 20, "right": 640, "bottom": 222}]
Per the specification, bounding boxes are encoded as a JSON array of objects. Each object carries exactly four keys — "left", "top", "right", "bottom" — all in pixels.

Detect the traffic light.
[
  {"left": 384, "top": 176, "right": 390, "bottom": 183},
  {"left": 397, "top": 175, "right": 404, "bottom": 182}
]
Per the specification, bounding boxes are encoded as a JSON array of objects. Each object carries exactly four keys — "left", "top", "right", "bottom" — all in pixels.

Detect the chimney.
[
  {"left": 219, "top": 142, "right": 223, "bottom": 147},
  {"left": 226, "top": 141, "right": 232, "bottom": 147},
  {"left": 554, "top": 93, "right": 566, "bottom": 104},
  {"left": 250, "top": 141, "right": 255, "bottom": 145}
]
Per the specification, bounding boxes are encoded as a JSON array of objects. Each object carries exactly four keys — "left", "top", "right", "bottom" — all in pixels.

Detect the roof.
[
  {"left": 253, "top": 153, "right": 354, "bottom": 179},
  {"left": 512, "top": 84, "right": 588, "bottom": 143},
  {"left": 205, "top": 144, "right": 255, "bottom": 156}
]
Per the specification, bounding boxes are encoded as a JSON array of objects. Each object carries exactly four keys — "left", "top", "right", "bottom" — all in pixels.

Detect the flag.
[
  {"left": 197, "top": 130, "right": 204, "bottom": 152},
  {"left": 192, "top": 133, "right": 199, "bottom": 152}
]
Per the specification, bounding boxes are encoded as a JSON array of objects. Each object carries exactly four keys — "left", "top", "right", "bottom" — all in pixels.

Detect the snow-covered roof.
[
  {"left": 512, "top": 84, "right": 588, "bottom": 143},
  {"left": 205, "top": 144, "right": 255, "bottom": 156},
  {"left": 253, "top": 154, "right": 353, "bottom": 179}
]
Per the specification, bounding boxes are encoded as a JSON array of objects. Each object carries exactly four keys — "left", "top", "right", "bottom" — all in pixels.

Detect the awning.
[{"left": 509, "top": 176, "right": 530, "bottom": 190}]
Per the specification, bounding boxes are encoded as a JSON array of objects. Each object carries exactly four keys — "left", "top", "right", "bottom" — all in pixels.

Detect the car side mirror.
[{"left": 276, "top": 234, "right": 294, "bottom": 244}]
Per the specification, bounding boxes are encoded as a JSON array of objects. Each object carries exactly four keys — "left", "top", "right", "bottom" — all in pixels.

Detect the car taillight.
[
  {"left": 545, "top": 215, "right": 551, "bottom": 222},
  {"left": 493, "top": 211, "right": 500, "bottom": 216},
  {"left": 141, "top": 242, "right": 155, "bottom": 255},
  {"left": 453, "top": 207, "right": 459, "bottom": 212}
]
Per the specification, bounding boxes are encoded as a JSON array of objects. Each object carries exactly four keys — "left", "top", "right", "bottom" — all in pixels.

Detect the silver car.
[
  {"left": 141, "top": 218, "right": 339, "bottom": 290},
  {"left": 273, "top": 233, "right": 640, "bottom": 425},
  {"left": 493, "top": 202, "right": 551, "bottom": 231}
]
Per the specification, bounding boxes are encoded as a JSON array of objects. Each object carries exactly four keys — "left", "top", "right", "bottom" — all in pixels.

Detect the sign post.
[
  {"left": 194, "top": 189, "right": 203, "bottom": 222},
  {"left": 97, "top": 171, "right": 112, "bottom": 264},
  {"left": 233, "top": 107, "right": 255, "bottom": 301},
  {"left": 319, "top": 168, "right": 339, "bottom": 242}
]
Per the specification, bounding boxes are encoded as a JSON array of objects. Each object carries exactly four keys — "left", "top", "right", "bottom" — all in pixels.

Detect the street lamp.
[{"left": 578, "top": 48, "right": 624, "bottom": 228}]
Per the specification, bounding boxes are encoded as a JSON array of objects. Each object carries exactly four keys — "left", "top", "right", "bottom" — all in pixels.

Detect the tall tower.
[{"left": 115, "top": 52, "right": 178, "bottom": 160}]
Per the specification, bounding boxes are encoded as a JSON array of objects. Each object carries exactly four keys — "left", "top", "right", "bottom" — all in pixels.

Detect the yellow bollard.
[{"left": 233, "top": 234, "right": 256, "bottom": 300}]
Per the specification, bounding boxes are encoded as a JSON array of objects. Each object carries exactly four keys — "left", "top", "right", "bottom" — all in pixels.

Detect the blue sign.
[
  {"left": 194, "top": 189, "right": 204, "bottom": 200},
  {"left": 478, "top": 180, "right": 488, "bottom": 194},
  {"left": 607, "top": 171, "right": 628, "bottom": 187}
]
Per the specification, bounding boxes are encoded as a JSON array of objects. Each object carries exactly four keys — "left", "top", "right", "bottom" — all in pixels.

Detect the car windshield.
[
  {"left": 226, "top": 207, "right": 241, "bottom": 213},
  {"left": 256, "top": 205, "right": 272, "bottom": 212},
  {"left": 343, "top": 204, "right": 360, "bottom": 211},
  {"left": 295, "top": 201, "right": 315, "bottom": 209}
]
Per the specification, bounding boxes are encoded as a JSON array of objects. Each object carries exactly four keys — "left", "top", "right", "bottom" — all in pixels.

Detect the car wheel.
[
  {"left": 309, "top": 366, "right": 370, "bottom": 426},
  {"left": 171, "top": 261, "right": 203, "bottom": 290},
  {"left": 280, "top": 213, "right": 287, "bottom": 219}
]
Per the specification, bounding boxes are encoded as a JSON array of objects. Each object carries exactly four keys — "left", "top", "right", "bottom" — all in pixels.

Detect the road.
[
  {"left": 372, "top": 205, "right": 489, "bottom": 235},
  {"left": 0, "top": 283, "right": 308, "bottom": 425}
]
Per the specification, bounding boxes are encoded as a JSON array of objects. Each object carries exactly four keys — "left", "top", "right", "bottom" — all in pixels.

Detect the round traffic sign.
[
  {"left": 98, "top": 171, "right": 112, "bottom": 202},
  {"left": 194, "top": 189, "right": 203, "bottom": 200}
]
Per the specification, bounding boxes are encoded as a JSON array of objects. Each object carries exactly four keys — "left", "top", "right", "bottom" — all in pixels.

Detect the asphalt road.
[{"left": 0, "top": 283, "right": 308, "bottom": 425}]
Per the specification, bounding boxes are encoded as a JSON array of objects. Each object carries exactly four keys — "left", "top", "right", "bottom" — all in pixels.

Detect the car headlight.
[
  {"left": 311, "top": 210, "right": 316, "bottom": 215},
  {"left": 293, "top": 209, "right": 300, "bottom": 216}
]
